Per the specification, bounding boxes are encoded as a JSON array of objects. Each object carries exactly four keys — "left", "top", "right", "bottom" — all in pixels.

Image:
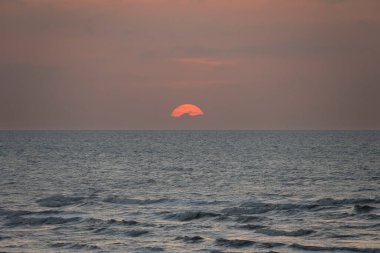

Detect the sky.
[{"left": 1, "top": 0, "right": 379, "bottom": 130}]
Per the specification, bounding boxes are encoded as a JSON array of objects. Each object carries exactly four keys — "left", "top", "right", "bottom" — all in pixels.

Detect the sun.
[{"left": 171, "top": 104, "right": 204, "bottom": 118}]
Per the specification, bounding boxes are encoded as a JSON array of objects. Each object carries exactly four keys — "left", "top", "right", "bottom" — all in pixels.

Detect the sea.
[{"left": 0, "top": 131, "right": 379, "bottom": 252}]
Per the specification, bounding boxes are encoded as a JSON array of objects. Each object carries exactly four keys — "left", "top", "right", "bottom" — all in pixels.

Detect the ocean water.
[{"left": 0, "top": 131, "right": 379, "bottom": 253}]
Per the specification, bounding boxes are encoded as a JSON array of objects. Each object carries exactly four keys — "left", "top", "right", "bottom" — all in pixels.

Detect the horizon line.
[{"left": 0, "top": 129, "right": 379, "bottom": 132}]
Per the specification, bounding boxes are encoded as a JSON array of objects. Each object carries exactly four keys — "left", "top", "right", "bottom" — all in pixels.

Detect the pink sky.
[{"left": 0, "top": 0, "right": 379, "bottom": 130}]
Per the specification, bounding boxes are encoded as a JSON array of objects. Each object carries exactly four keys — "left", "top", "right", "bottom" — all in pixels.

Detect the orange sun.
[{"left": 171, "top": 104, "right": 204, "bottom": 118}]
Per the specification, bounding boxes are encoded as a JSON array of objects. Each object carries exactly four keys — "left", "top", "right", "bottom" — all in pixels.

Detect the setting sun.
[{"left": 171, "top": 104, "right": 204, "bottom": 118}]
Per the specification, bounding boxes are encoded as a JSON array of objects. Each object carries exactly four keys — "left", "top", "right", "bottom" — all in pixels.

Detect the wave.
[
  {"left": 329, "top": 233, "right": 359, "bottom": 239},
  {"left": 36, "top": 195, "right": 84, "bottom": 207},
  {"left": 85, "top": 217, "right": 139, "bottom": 226},
  {"left": 223, "top": 202, "right": 316, "bottom": 216},
  {"left": 255, "top": 228, "right": 314, "bottom": 237},
  {"left": 0, "top": 208, "right": 58, "bottom": 218},
  {"left": 223, "top": 197, "right": 379, "bottom": 216},
  {"left": 175, "top": 235, "right": 204, "bottom": 243},
  {"left": 5, "top": 216, "right": 81, "bottom": 227},
  {"left": 0, "top": 235, "right": 11, "bottom": 240},
  {"left": 134, "top": 179, "right": 157, "bottom": 185},
  {"left": 165, "top": 211, "right": 220, "bottom": 221},
  {"left": 318, "top": 212, "right": 357, "bottom": 221},
  {"left": 213, "top": 215, "right": 231, "bottom": 222},
  {"left": 135, "top": 247, "right": 165, "bottom": 252},
  {"left": 82, "top": 218, "right": 144, "bottom": 234},
  {"left": 89, "top": 226, "right": 149, "bottom": 237},
  {"left": 367, "top": 214, "right": 380, "bottom": 220},
  {"left": 235, "top": 215, "right": 265, "bottom": 223},
  {"left": 215, "top": 238, "right": 284, "bottom": 249},
  {"left": 340, "top": 223, "right": 380, "bottom": 229},
  {"left": 50, "top": 242, "right": 99, "bottom": 250},
  {"left": 103, "top": 195, "right": 172, "bottom": 205},
  {"left": 315, "top": 197, "right": 380, "bottom": 206},
  {"left": 222, "top": 206, "right": 272, "bottom": 215},
  {"left": 107, "top": 218, "right": 139, "bottom": 226},
  {"left": 188, "top": 200, "right": 228, "bottom": 206},
  {"left": 235, "top": 224, "right": 314, "bottom": 237},
  {"left": 290, "top": 243, "right": 380, "bottom": 253},
  {"left": 125, "top": 229, "right": 149, "bottom": 237},
  {"left": 215, "top": 238, "right": 254, "bottom": 248},
  {"left": 259, "top": 242, "right": 286, "bottom": 248},
  {"left": 354, "top": 205, "right": 376, "bottom": 213},
  {"left": 238, "top": 224, "right": 266, "bottom": 230}
]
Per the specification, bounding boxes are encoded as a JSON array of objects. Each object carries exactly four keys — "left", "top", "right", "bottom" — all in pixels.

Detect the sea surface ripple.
[{"left": 0, "top": 131, "right": 379, "bottom": 252}]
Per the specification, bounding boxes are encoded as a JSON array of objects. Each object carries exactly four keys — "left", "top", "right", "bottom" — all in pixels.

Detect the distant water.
[{"left": 0, "top": 131, "right": 379, "bottom": 253}]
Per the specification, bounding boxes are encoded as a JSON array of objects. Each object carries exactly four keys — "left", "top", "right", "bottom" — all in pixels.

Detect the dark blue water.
[{"left": 0, "top": 131, "right": 379, "bottom": 252}]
